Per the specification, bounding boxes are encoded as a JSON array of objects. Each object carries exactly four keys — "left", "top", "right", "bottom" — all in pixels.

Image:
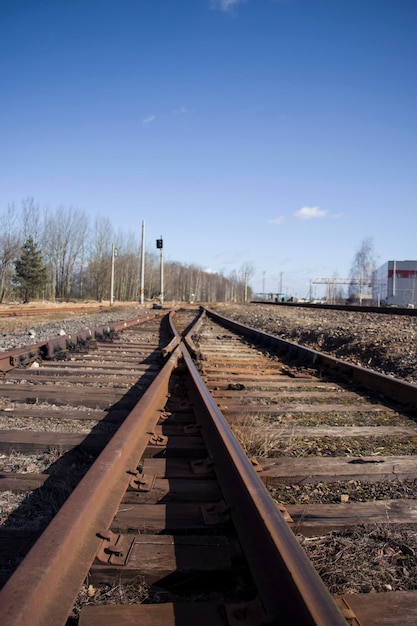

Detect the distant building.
[{"left": 373, "top": 260, "right": 417, "bottom": 307}]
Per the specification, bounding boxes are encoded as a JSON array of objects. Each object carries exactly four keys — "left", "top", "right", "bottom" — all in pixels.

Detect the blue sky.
[{"left": 1, "top": 0, "right": 416, "bottom": 298}]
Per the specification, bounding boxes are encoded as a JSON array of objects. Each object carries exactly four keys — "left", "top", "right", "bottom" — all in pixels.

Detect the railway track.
[
  {"left": 0, "top": 304, "right": 106, "bottom": 318},
  {"left": 0, "top": 306, "right": 416, "bottom": 624}
]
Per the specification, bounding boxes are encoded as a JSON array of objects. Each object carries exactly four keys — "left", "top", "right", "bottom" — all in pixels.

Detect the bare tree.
[
  {"left": 86, "top": 216, "right": 114, "bottom": 301},
  {"left": 240, "top": 262, "right": 255, "bottom": 303},
  {"left": 21, "top": 197, "right": 42, "bottom": 243},
  {"left": 43, "top": 206, "right": 89, "bottom": 299},
  {"left": 0, "top": 204, "right": 21, "bottom": 302},
  {"left": 348, "top": 237, "right": 376, "bottom": 303},
  {"left": 113, "top": 231, "right": 141, "bottom": 301}
]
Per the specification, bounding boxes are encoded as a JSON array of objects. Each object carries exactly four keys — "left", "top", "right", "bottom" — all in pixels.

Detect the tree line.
[{"left": 0, "top": 199, "right": 252, "bottom": 304}]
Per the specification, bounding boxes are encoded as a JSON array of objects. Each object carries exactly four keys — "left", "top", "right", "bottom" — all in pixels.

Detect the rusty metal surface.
[
  {"left": 4, "top": 305, "right": 409, "bottom": 625},
  {"left": 161, "top": 310, "right": 182, "bottom": 357},
  {"left": 0, "top": 347, "right": 180, "bottom": 626},
  {"left": 180, "top": 339, "right": 346, "bottom": 626}
]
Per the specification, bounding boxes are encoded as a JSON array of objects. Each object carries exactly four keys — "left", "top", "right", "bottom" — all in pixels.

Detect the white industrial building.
[{"left": 372, "top": 260, "right": 417, "bottom": 307}]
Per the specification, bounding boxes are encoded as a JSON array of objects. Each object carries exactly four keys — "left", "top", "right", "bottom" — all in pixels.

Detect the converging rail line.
[{"left": 0, "top": 307, "right": 416, "bottom": 624}]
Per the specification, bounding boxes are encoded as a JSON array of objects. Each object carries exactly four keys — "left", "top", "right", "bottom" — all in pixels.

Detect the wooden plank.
[
  {"left": 90, "top": 535, "right": 231, "bottom": 585},
  {"left": 124, "top": 478, "right": 221, "bottom": 504},
  {"left": 32, "top": 360, "right": 156, "bottom": 371},
  {"left": 0, "top": 472, "right": 48, "bottom": 491},
  {"left": 226, "top": 424, "right": 417, "bottom": 437},
  {"left": 157, "top": 412, "right": 196, "bottom": 425},
  {"left": 112, "top": 503, "right": 213, "bottom": 533},
  {"left": 0, "top": 385, "right": 130, "bottom": 409},
  {"left": 0, "top": 470, "right": 84, "bottom": 491},
  {"left": 335, "top": 591, "right": 417, "bottom": 625},
  {"left": 210, "top": 389, "right": 368, "bottom": 400},
  {"left": 0, "top": 407, "right": 128, "bottom": 422},
  {"left": 142, "top": 436, "right": 206, "bottom": 459},
  {"left": 202, "top": 362, "right": 284, "bottom": 371},
  {"left": 143, "top": 455, "right": 417, "bottom": 484},
  {"left": 0, "top": 430, "right": 111, "bottom": 453},
  {"left": 220, "top": 402, "right": 396, "bottom": 415},
  {"left": 79, "top": 602, "right": 230, "bottom": 626},
  {"left": 144, "top": 424, "right": 197, "bottom": 437},
  {"left": 0, "top": 405, "right": 109, "bottom": 421},
  {"left": 259, "top": 456, "right": 417, "bottom": 486},
  {"left": 287, "top": 499, "right": 417, "bottom": 536},
  {"left": 208, "top": 380, "right": 340, "bottom": 390},
  {"left": 203, "top": 372, "right": 311, "bottom": 381},
  {"left": 142, "top": 458, "right": 214, "bottom": 479},
  {"left": 8, "top": 369, "right": 141, "bottom": 381}
]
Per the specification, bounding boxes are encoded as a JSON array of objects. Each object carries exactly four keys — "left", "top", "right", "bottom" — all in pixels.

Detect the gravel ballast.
[
  {"left": 210, "top": 303, "right": 417, "bottom": 384},
  {"left": 0, "top": 305, "right": 145, "bottom": 353},
  {"left": 1, "top": 302, "right": 416, "bottom": 384}
]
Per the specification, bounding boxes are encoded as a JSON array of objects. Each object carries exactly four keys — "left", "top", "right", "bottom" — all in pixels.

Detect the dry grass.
[
  {"left": 231, "top": 415, "right": 292, "bottom": 457},
  {"left": 70, "top": 578, "right": 151, "bottom": 620},
  {"left": 0, "top": 448, "right": 62, "bottom": 473},
  {"left": 299, "top": 524, "right": 417, "bottom": 594},
  {"left": 230, "top": 417, "right": 417, "bottom": 458},
  {"left": 270, "top": 479, "right": 417, "bottom": 505}
]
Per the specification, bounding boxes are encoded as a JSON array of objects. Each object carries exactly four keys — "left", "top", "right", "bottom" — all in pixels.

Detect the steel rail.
[
  {"left": 1, "top": 307, "right": 374, "bottom": 624},
  {"left": 161, "top": 310, "right": 182, "bottom": 357},
  {"left": 252, "top": 299, "right": 417, "bottom": 316},
  {"left": 180, "top": 336, "right": 346, "bottom": 625},
  {"left": 0, "top": 345, "right": 180, "bottom": 626},
  {"left": 0, "top": 310, "right": 165, "bottom": 373},
  {"left": 204, "top": 307, "right": 417, "bottom": 408}
]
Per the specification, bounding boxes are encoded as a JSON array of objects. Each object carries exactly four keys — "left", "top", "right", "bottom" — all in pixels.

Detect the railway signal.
[{"left": 156, "top": 237, "right": 164, "bottom": 304}]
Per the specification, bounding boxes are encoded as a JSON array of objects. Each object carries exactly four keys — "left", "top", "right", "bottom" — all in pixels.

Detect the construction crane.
[{"left": 313, "top": 278, "right": 372, "bottom": 303}]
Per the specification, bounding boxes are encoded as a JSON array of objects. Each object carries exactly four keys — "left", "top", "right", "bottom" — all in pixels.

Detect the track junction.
[{"left": 0, "top": 305, "right": 416, "bottom": 625}]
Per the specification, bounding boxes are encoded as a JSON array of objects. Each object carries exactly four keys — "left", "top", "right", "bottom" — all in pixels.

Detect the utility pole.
[
  {"left": 110, "top": 244, "right": 117, "bottom": 306},
  {"left": 139, "top": 220, "right": 145, "bottom": 305},
  {"left": 279, "top": 272, "right": 283, "bottom": 298},
  {"left": 156, "top": 236, "right": 164, "bottom": 305}
]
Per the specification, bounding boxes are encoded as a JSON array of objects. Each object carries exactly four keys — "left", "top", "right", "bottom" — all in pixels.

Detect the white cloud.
[
  {"left": 269, "top": 216, "right": 285, "bottom": 225},
  {"left": 210, "top": 0, "right": 245, "bottom": 11},
  {"left": 174, "top": 105, "right": 191, "bottom": 115},
  {"left": 142, "top": 115, "right": 156, "bottom": 124},
  {"left": 294, "top": 206, "right": 327, "bottom": 220}
]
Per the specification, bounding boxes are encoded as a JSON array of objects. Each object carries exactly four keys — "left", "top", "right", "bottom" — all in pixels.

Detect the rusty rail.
[
  {"left": 0, "top": 311, "right": 165, "bottom": 373},
  {"left": 203, "top": 307, "right": 417, "bottom": 409},
  {"left": 161, "top": 310, "right": 182, "bottom": 357},
  {"left": 0, "top": 307, "right": 363, "bottom": 624},
  {"left": 0, "top": 346, "right": 179, "bottom": 625},
  {"left": 181, "top": 336, "right": 346, "bottom": 625}
]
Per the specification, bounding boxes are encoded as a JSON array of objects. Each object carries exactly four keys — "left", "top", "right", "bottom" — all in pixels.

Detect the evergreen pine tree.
[{"left": 14, "top": 236, "right": 48, "bottom": 303}]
